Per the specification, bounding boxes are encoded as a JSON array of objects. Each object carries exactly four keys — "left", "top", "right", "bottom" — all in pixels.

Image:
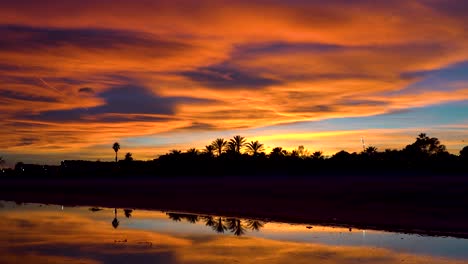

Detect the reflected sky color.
[
  {"left": 1, "top": 201, "right": 467, "bottom": 263},
  {"left": 1, "top": 1, "right": 468, "bottom": 164}
]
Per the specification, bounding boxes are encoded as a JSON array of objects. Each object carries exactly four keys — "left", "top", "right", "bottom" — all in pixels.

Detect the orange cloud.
[{"left": 1, "top": 1, "right": 468, "bottom": 161}]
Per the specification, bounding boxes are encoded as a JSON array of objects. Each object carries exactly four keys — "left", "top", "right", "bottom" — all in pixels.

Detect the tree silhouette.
[
  {"left": 204, "top": 145, "right": 215, "bottom": 157},
  {"left": 311, "top": 151, "right": 324, "bottom": 160},
  {"left": 270, "top": 147, "right": 288, "bottom": 158},
  {"left": 211, "top": 138, "right": 228, "bottom": 156},
  {"left": 404, "top": 133, "right": 447, "bottom": 157},
  {"left": 229, "top": 135, "right": 246, "bottom": 154},
  {"left": 186, "top": 148, "right": 199, "bottom": 156},
  {"left": 227, "top": 141, "right": 237, "bottom": 153},
  {"left": 170, "top": 149, "right": 182, "bottom": 156},
  {"left": 460, "top": 146, "right": 468, "bottom": 160},
  {"left": 296, "top": 145, "right": 309, "bottom": 157},
  {"left": 246, "top": 141, "right": 265, "bottom": 156},
  {"left": 364, "top": 146, "right": 378, "bottom": 154},
  {"left": 290, "top": 150, "right": 299, "bottom": 157},
  {"left": 112, "top": 208, "right": 119, "bottom": 229},
  {"left": 0, "top": 157, "right": 5, "bottom": 168},
  {"left": 124, "top": 152, "right": 133, "bottom": 162},
  {"left": 112, "top": 142, "right": 120, "bottom": 162}
]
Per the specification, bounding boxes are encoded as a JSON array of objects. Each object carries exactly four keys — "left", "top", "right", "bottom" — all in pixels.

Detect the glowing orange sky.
[{"left": 1, "top": 1, "right": 468, "bottom": 164}]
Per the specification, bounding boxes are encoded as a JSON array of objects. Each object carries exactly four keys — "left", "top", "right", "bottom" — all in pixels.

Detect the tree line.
[
  {"left": 154, "top": 133, "right": 467, "bottom": 161},
  {"left": 3, "top": 133, "right": 468, "bottom": 178}
]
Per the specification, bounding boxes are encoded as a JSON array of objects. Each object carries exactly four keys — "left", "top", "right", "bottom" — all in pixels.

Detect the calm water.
[{"left": 1, "top": 201, "right": 467, "bottom": 264}]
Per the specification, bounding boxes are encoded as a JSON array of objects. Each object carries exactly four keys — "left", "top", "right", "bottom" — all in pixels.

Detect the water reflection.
[
  {"left": 166, "top": 213, "right": 265, "bottom": 236},
  {"left": 124, "top": 209, "right": 133, "bottom": 218},
  {"left": 112, "top": 208, "right": 119, "bottom": 229},
  {"left": 0, "top": 201, "right": 467, "bottom": 264}
]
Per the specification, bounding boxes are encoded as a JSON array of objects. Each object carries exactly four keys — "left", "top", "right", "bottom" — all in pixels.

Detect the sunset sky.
[{"left": 1, "top": 0, "right": 468, "bottom": 165}]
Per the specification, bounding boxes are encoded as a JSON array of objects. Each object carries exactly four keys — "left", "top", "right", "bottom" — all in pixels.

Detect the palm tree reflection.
[
  {"left": 212, "top": 217, "right": 228, "bottom": 234},
  {"left": 124, "top": 209, "right": 133, "bottom": 218},
  {"left": 246, "top": 219, "right": 265, "bottom": 231},
  {"left": 226, "top": 218, "right": 246, "bottom": 236},
  {"left": 202, "top": 216, "right": 215, "bottom": 227},
  {"left": 106, "top": 210, "right": 266, "bottom": 235},
  {"left": 112, "top": 208, "right": 119, "bottom": 229},
  {"left": 166, "top": 213, "right": 264, "bottom": 236}
]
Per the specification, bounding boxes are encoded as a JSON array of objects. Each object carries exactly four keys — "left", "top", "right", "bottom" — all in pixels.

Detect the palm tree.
[
  {"left": 311, "top": 151, "right": 324, "bottom": 160},
  {"left": 186, "top": 148, "right": 199, "bottom": 156},
  {"left": 363, "top": 146, "right": 378, "bottom": 156},
  {"left": 230, "top": 135, "right": 246, "bottom": 154},
  {"left": 246, "top": 141, "right": 264, "bottom": 156},
  {"left": 227, "top": 141, "right": 237, "bottom": 152},
  {"left": 112, "top": 142, "right": 120, "bottom": 162},
  {"left": 0, "top": 157, "right": 5, "bottom": 168},
  {"left": 211, "top": 138, "right": 228, "bottom": 156},
  {"left": 170, "top": 149, "right": 182, "bottom": 155},
  {"left": 270, "top": 147, "right": 287, "bottom": 158},
  {"left": 204, "top": 145, "right": 215, "bottom": 155}
]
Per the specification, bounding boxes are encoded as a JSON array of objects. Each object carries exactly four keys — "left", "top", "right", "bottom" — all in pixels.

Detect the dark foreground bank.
[{"left": 1, "top": 174, "right": 467, "bottom": 238}]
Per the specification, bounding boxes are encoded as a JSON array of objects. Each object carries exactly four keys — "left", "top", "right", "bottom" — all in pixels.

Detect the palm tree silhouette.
[
  {"left": 112, "top": 142, "right": 120, "bottom": 162},
  {"left": 246, "top": 141, "right": 264, "bottom": 156},
  {"left": 311, "top": 151, "right": 324, "bottom": 160},
  {"left": 230, "top": 135, "right": 246, "bottom": 154},
  {"left": 363, "top": 146, "right": 378, "bottom": 156},
  {"left": 112, "top": 208, "right": 119, "bottom": 229},
  {"left": 270, "top": 147, "right": 288, "bottom": 158},
  {"left": 203, "top": 145, "right": 215, "bottom": 158},
  {"left": 211, "top": 138, "right": 228, "bottom": 156},
  {"left": 170, "top": 149, "right": 182, "bottom": 155},
  {"left": 0, "top": 157, "right": 5, "bottom": 168},
  {"left": 186, "top": 148, "right": 199, "bottom": 156}
]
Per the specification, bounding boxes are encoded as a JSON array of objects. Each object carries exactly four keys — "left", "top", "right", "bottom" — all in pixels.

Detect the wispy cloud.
[{"left": 1, "top": 1, "right": 468, "bottom": 163}]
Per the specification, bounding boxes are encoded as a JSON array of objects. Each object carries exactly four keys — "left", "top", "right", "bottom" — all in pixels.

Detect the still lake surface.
[{"left": 1, "top": 200, "right": 467, "bottom": 264}]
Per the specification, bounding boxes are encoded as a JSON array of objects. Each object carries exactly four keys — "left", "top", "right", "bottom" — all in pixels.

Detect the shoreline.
[{"left": 1, "top": 175, "right": 467, "bottom": 238}]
